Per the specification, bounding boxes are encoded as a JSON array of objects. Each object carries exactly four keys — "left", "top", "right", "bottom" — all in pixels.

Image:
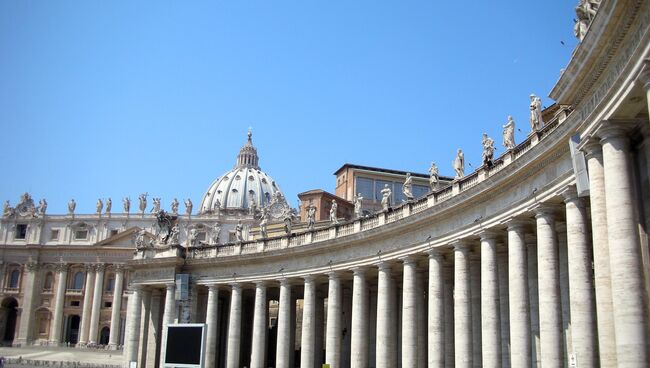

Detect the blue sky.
[{"left": 0, "top": 1, "right": 578, "bottom": 213}]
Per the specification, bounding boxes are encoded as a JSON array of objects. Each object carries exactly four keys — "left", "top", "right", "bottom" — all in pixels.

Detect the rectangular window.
[
  {"left": 355, "top": 177, "right": 374, "bottom": 202},
  {"left": 15, "top": 224, "right": 27, "bottom": 240},
  {"left": 70, "top": 301, "right": 80, "bottom": 307},
  {"left": 104, "top": 301, "right": 112, "bottom": 308},
  {"left": 74, "top": 230, "right": 88, "bottom": 240},
  {"left": 50, "top": 229, "right": 60, "bottom": 241},
  {"left": 197, "top": 232, "right": 207, "bottom": 242},
  {"left": 412, "top": 185, "right": 430, "bottom": 199},
  {"left": 110, "top": 229, "right": 119, "bottom": 237},
  {"left": 393, "top": 181, "right": 405, "bottom": 203}
]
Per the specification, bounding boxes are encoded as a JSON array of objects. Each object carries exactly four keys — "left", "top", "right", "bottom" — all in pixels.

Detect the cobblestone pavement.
[{"left": 0, "top": 346, "right": 122, "bottom": 367}]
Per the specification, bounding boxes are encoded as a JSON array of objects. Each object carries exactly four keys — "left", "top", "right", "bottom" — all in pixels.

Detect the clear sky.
[{"left": 0, "top": 1, "right": 579, "bottom": 213}]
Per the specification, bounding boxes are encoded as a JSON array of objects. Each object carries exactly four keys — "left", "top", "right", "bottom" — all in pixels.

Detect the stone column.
[
  {"left": 226, "top": 284, "right": 242, "bottom": 368},
  {"left": 563, "top": 186, "right": 597, "bottom": 366},
  {"left": 108, "top": 265, "right": 125, "bottom": 349},
  {"left": 506, "top": 220, "right": 531, "bottom": 367},
  {"left": 49, "top": 263, "right": 68, "bottom": 345},
  {"left": 582, "top": 140, "right": 617, "bottom": 366},
  {"left": 535, "top": 205, "right": 563, "bottom": 367},
  {"left": 427, "top": 250, "right": 444, "bottom": 368},
  {"left": 88, "top": 263, "right": 105, "bottom": 345},
  {"left": 205, "top": 285, "right": 220, "bottom": 368},
  {"left": 276, "top": 280, "right": 292, "bottom": 368},
  {"left": 599, "top": 124, "right": 648, "bottom": 366},
  {"left": 159, "top": 283, "right": 176, "bottom": 364},
  {"left": 454, "top": 242, "right": 473, "bottom": 368},
  {"left": 376, "top": 262, "right": 397, "bottom": 368},
  {"left": 480, "top": 231, "right": 501, "bottom": 368},
  {"left": 124, "top": 286, "right": 144, "bottom": 365},
  {"left": 443, "top": 262, "right": 455, "bottom": 368},
  {"left": 301, "top": 276, "right": 316, "bottom": 368},
  {"left": 401, "top": 257, "right": 418, "bottom": 368},
  {"left": 15, "top": 262, "right": 39, "bottom": 345},
  {"left": 416, "top": 271, "right": 426, "bottom": 368},
  {"left": 326, "top": 272, "right": 343, "bottom": 368},
  {"left": 250, "top": 282, "right": 267, "bottom": 368},
  {"left": 138, "top": 288, "right": 152, "bottom": 368},
  {"left": 351, "top": 268, "right": 369, "bottom": 368},
  {"left": 78, "top": 264, "right": 96, "bottom": 346}
]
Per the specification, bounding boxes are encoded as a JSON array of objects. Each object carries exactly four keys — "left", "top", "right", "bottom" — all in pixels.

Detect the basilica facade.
[{"left": 2, "top": 0, "right": 650, "bottom": 367}]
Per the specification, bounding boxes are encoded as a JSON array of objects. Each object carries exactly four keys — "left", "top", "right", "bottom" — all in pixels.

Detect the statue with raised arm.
[
  {"left": 68, "top": 199, "right": 76, "bottom": 215},
  {"left": 3, "top": 201, "right": 12, "bottom": 217},
  {"left": 354, "top": 194, "right": 363, "bottom": 218},
  {"left": 105, "top": 198, "right": 112, "bottom": 214},
  {"left": 482, "top": 133, "right": 496, "bottom": 167},
  {"left": 185, "top": 198, "right": 193, "bottom": 216},
  {"left": 138, "top": 193, "right": 148, "bottom": 214},
  {"left": 574, "top": 4, "right": 590, "bottom": 41},
  {"left": 502, "top": 116, "right": 516, "bottom": 149},
  {"left": 428, "top": 162, "right": 439, "bottom": 190},
  {"left": 151, "top": 198, "right": 161, "bottom": 214},
  {"left": 96, "top": 199, "right": 103, "bottom": 215},
  {"left": 168, "top": 224, "right": 180, "bottom": 245},
  {"left": 402, "top": 173, "right": 414, "bottom": 201},
  {"left": 453, "top": 149, "right": 465, "bottom": 179},
  {"left": 170, "top": 198, "right": 179, "bottom": 215},
  {"left": 529, "top": 94, "right": 544, "bottom": 131},
  {"left": 380, "top": 184, "right": 392, "bottom": 211},
  {"left": 135, "top": 228, "right": 147, "bottom": 248},
  {"left": 307, "top": 205, "right": 317, "bottom": 230},
  {"left": 123, "top": 197, "right": 131, "bottom": 213},
  {"left": 37, "top": 199, "right": 48, "bottom": 216},
  {"left": 330, "top": 200, "right": 339, "bottom": 224}
]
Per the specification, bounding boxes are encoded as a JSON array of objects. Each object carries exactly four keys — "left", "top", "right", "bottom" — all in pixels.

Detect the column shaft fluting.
[
  {"left": 205, "top": 286, "right": 220, "bottom": 368},
  {"left": 454, "top": 243, "right": 473, "bottom": 368},
  {"left": 326, "top": 273, "right": 343, "bottom": 368},
  {"left": 159, "top": 283, "right": 176, "bottom": 364},
  {"left": 480, "top": 233, "right": 502, "bottom": 368},
  {"left": 50, "top": 265, "right": 68, "bottom": 345},
  {"left": 301, "top": 276, "right": 316, "bottom": 368},
  {"left": 402, "top": 258, "right": 418, "bottom": 368},
  {"left": 583, "top": 141, "right": 617, "bottom": 366},
  {"left": 428, "top": 251, "right": 444, "bottom": 367},
  {"left": 376, "top": 263, "right": 397, "bottom": 368},
  {"left": 351, "top": 268, "right": 369, "bottom": 368},
  {"left": 564, "top": 189, "right": 597, "bottom": 367},
  {"left": 108, "top": 268, "right": 125, "bottom": 348},
  {"left": 276, "top": 280, "right": 292, "bottom": 368},
  {"left": 507, "top": 222, "right": 531, "bottom": 367},
  {"left": 226, "top": 284, "right": 242, "bottom": 368},
  {"left": 88, "top": 264, "right": 105, "bottom": 345},
  {"left": 600, "top": 127, "right": 648, "bottom": 366},
  {"left": 78, "top": 266, "right": 96, "bottom": 345},
  {"left": 250, "top": 282, "right": 267, "bottom": 368},
  {"left": 535, "top": 207, "right": 563, "bottom": 366}
]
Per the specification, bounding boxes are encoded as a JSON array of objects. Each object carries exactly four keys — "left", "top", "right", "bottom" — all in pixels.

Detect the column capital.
[
  {"left": 532, "top": 203, "right": 561, "bottom": 219},
  {"left": 25, "top": 261, "right": 40, "bottom": 272},
  {"left": 351, "top": 267, "right": 367, "bottom": 276},
  {"left": 207, "top": 284, "right": 220, "bottom": 292},
  {"left": 451, "top": 239, "right": 473, "bottom": 252},
  {"left": 303, "top": 275, "right": 316, "bottom": 283},
  {"left": 327, "top": 271, "right": 341, "bottom": 280},
  {"left": 376, "top": 261, "right": 393, "bottom": 272},
  {"left": 427, "top": 247, "right": 445, "bottom": 259},
  {"left": 229, "top": 282, "right": 241, "bottom": 290},
  {"left": 279, "top": 278, "right": 294, "bottom": 286},
  {"left": 578, "top": 136, "right": 603, "bottom": 159},
  {"left": 479, "top": 229, "right": 501, "bottom": 242},
  {"left": 503, "top": 216, "right": 533, "bottom": 231},
  {"left": 399, "top": 255, "right": 418, "bottom": 265},
  {"left": 113, "top": 264, "right": 126, "bottom": 274},
  {"left": 594, "top": 119, "right": 641, "bottom": 146},
  {"left": 165, "top": 282, "right": 175, "bottom": 291},
  {"left": 54, "top": 262, "right": 69, "bottom": 273},
  {"left": 254, "top": 280, "right": 268, "bottom": 288},
  {"left": 84, "top": 263, "right": 96, "bottom": 272},
  {"left": 561, "top": 185, "right": 586, "bottom": 207},
  {"left": 94, "top": 263, "right": 106, "bottom": 273}
]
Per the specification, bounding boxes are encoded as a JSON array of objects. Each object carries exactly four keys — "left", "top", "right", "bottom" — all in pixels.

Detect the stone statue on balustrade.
[
  {"left": 380, "top": 184, "right": 392, "bottom": 211},
  {"left": 68, "top": 199, "right": 76, "bottom": 215},
  {"left": 453, "top": 149, "right": 465, "bottom": 179},
  {"left": 354, "top": 194, "right": 363, "bottom": 218},
  {"left": 151, "top": 198, "right": 161, "bottom": 214},
  {"left": 330, "top": 200, "right": 339, "bottom": 225},
  {"left": 211, "top": 222, "right": 222, "bottom": 244},
  {"left": 123, "top": 197, "right": 131, "bottom": 214},
  {"left": 3, "top": 201, "right": 14, "bottom": 218},
  {"left": 37, "top": 199, "right": 48, "bottom": 216},
  {"left": 402, "top": 173, "right": 414, "bottom": 201},
  {"left": 171, "top": 198, "right": 179, "bottom": 215},
  {"left": 307, "top": 205, "right": 317, "bottom": 230},
  {"left": 168, "top": 224, "right": 180, "bottom": 245},
  {"left": 574, "top": 5, "right": 590, "bottom": 41},
  {"left": 529, "top": 94, "right": 544, "bottom": 131},
  {"left": 185, "top": 198, "right": 193, "bottom": 216},
  {"left": 284, "top": 216, "right": 293, "bottom": 235},
  {"left": 96, "top": 199, "right": 103, "bottom": 215},
  {"left": 482, "top": 133, "right": 495, "bottom": 167},
  {"left": 428, "top": 162, "right": 439, "bottom": 190},
  {"left": 502, "top": 116, "right": 516, "bottom": 150},
  {"left": 138, "top": 193, "right": 148, "bottom": 214},
  {"left": 235, "top": 220, "right": 244, "bottom": 243},
  {"left": 105, "top": 198, "right": 112, "bottom": 215},
  {"left": 188, "top": 228, "right": 199, "bottom": 247},
  {"left": 249, "top": 197, "right": 257, "bottom": 215},
  {"left": 259, "top": 209, "right": 269, "bottom": 238}
]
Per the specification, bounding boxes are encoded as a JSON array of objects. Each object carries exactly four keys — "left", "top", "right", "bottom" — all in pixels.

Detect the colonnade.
[{"left": 124, "top": 127, "right": 649, "bottom": 367}]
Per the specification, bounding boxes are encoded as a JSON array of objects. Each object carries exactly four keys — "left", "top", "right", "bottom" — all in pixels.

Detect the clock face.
[{"left": 269, "top": 202, "right": 285, "bottom": 219}]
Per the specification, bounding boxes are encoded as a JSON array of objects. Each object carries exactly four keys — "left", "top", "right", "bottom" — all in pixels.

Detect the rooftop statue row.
[{"left": 574, "top": 0, "right": 601, "bottom": 41}]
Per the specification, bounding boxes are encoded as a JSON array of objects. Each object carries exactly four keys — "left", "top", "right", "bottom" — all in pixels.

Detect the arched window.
[
  {"left": 8, "top": 270, "right": 20, "bottom": 289},
  {"left": 43, "top": 272, "right": 54, "bottom": 291},
  {"left": 72, "top": 272, "right": 84, "bottom": 290}
]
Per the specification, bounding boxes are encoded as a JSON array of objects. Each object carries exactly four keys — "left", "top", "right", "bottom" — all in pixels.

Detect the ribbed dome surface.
[{"left": 199, "top": 131, "right": 284, "bottom": 213}]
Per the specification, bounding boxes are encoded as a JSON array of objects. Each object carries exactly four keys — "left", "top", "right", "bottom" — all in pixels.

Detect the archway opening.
[
  {"left": 0, "top": 297, "right": 18, "bottom": 345},
  {"left": 99, "top": 326, "right": 110, "bottom": 346},
  {"left": 65, "top": 315, "right": 81, "bottom": 345}
]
